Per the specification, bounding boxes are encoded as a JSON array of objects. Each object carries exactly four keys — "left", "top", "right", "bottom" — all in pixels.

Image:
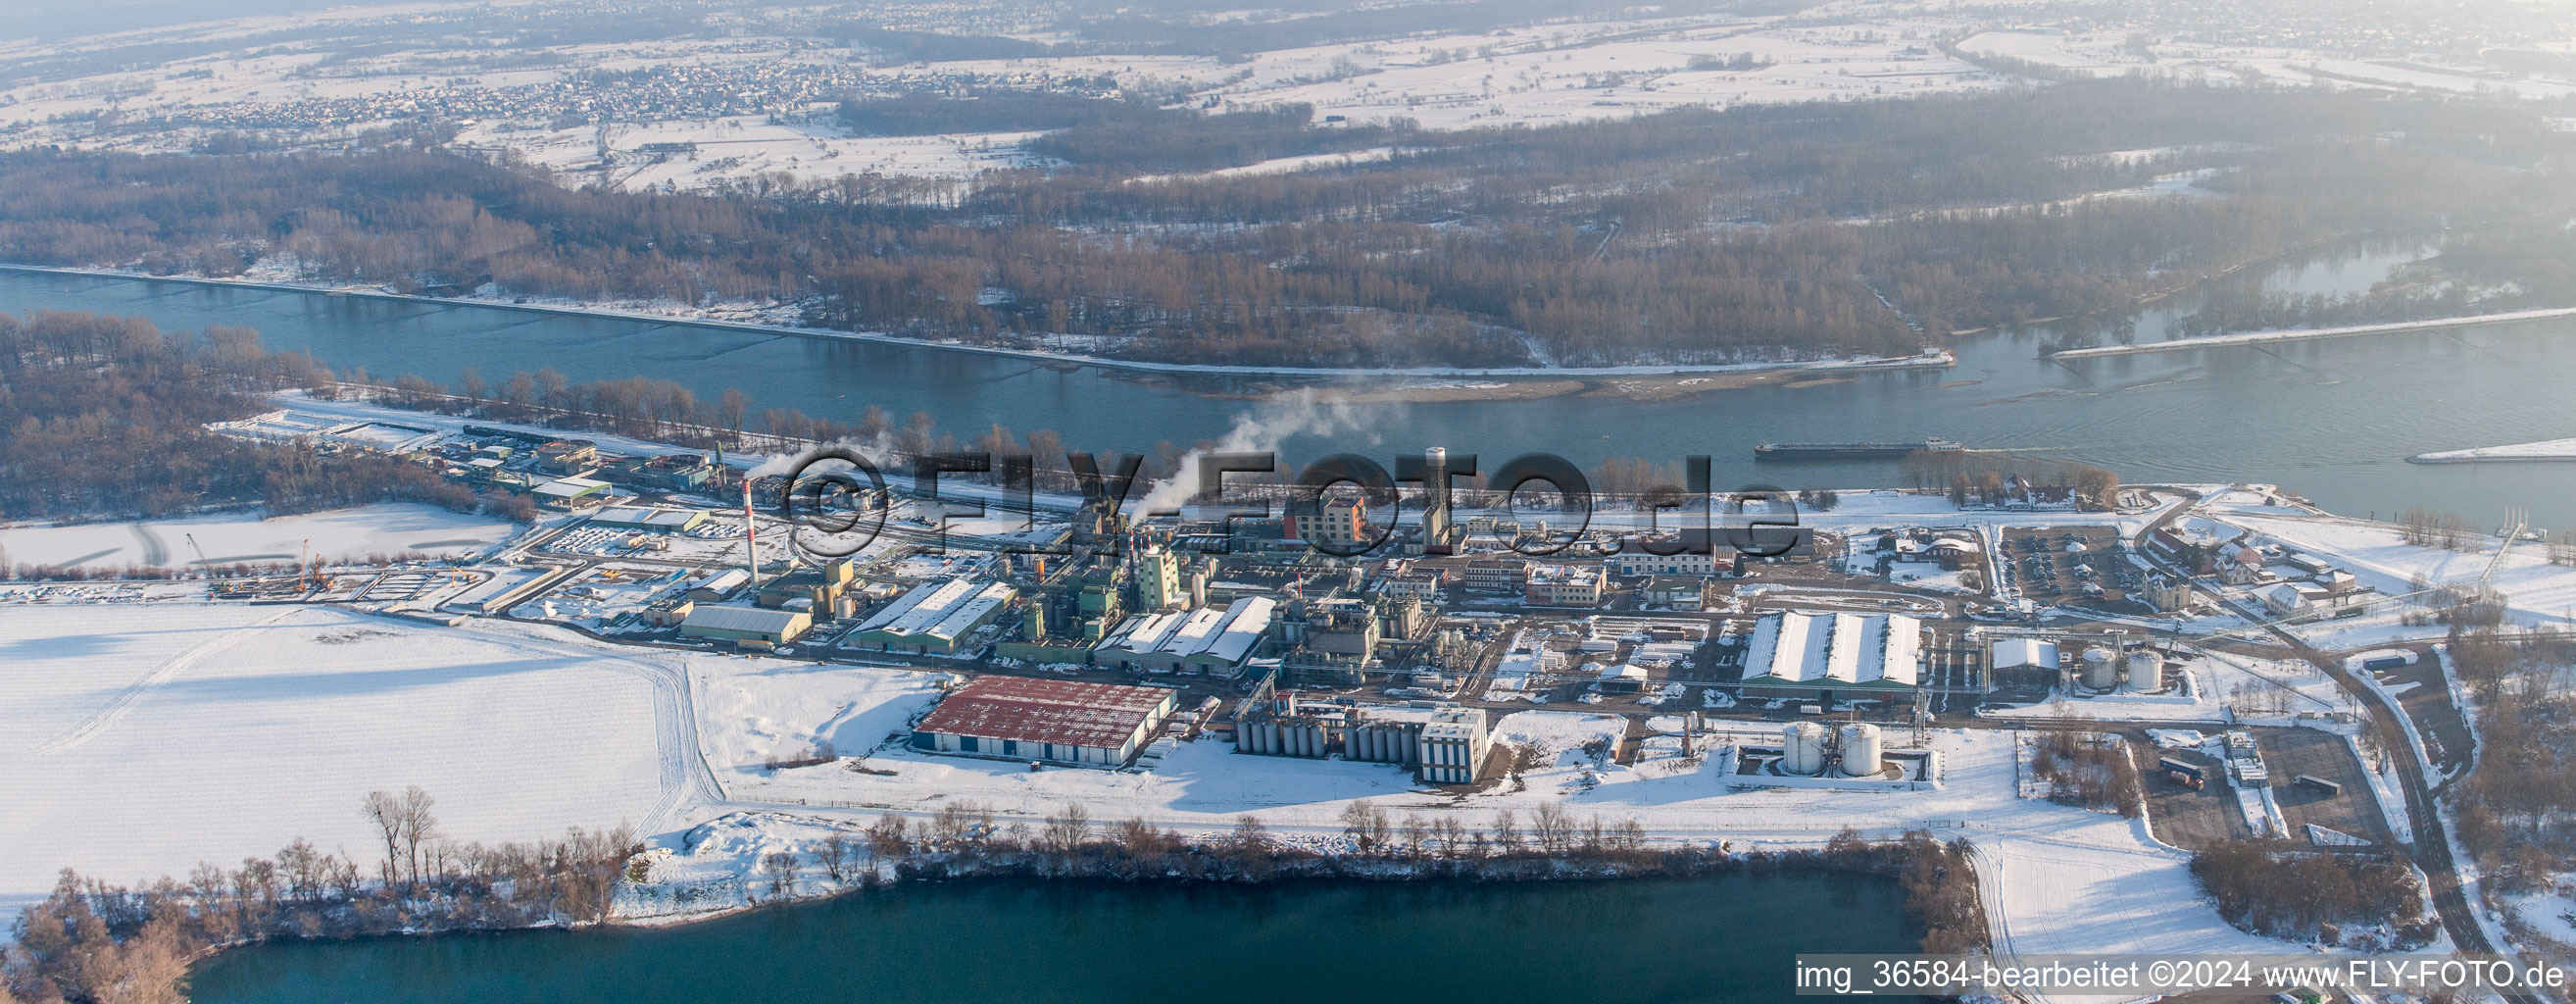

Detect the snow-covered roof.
[
  {"left": 1991, "top": 637, "right": 2060, "bottom": 671},
  {"left": 857, "top": 577, "right": 1014, "bottom": 644},
  {"left": 679, "top": 605, "right": 806, "bottom": 634},
  {"left": 1742, "top": 611, "right": 1920, "bottom": 688}
]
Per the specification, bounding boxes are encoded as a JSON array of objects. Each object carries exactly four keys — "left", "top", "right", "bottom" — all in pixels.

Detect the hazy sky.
[{"left": 10, "top": 0, "right": 423, "bottom": 39}]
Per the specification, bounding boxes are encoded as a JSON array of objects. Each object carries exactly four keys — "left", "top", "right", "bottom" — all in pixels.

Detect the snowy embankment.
[
  {"left": 2408, "top": 435, "right": 2576, "bottom": 464},
  {"left": 2049, "top": 306, "right": 2576, "bottom": 360},
  {"left": 0, "top": 264, "right": 1951, "bottom": 379}
]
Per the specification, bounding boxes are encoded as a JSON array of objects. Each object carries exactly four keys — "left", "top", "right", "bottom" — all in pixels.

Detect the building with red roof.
[{"left": 910, "top": 676, "right": 1179, "bottom": 768}]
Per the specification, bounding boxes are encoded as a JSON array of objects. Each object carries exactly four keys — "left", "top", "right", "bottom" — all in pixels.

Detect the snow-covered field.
[
  {"left": 0, "top": 504, "right": 519, "bottom": 571},
  {"left": 0, "top": 604, "right": 699, "bottom": 922}
]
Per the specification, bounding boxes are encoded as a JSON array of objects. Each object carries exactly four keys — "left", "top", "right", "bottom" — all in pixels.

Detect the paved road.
[{"left": 2130, "top": 495, "right": 2542, "bottom": 1004}]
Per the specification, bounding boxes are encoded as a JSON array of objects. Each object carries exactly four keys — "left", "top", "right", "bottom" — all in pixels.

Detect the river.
[
  {"left": 3, "top": 242, "right": 2573, "bottom": 528},
  {"left": 6, "top": 241, "right": 2571, "bottom": 529},
  {"left": 185, "top": 875, "right": 1927, "bottom": 1004}
]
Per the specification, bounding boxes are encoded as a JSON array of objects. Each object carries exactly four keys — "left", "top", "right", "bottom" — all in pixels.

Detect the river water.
[
  {"left": 186, "top": 875, "right": 1928, "bottom": 1004},
  {"left": 3, "top": 242, "right": 2572, "bottom": 528}
]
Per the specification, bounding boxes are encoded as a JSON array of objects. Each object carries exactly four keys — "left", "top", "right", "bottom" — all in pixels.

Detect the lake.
[{"left": 186, "top": 875, "right": 1929, "bottom": 1004}]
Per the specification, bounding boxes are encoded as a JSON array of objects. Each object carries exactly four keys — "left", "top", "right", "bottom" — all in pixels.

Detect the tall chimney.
[{"left": 742, "top": 477, "right": 761, "bottom": 587}]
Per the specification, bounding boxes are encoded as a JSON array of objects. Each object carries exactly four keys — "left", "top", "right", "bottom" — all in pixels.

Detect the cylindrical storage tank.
[
  {"left": 2124, "top": 649, "right": 2161, "bottom": 691},
  {"left": 1782, "top": 722, "right": 1828, "bottom": 776},
  {"left": 2080, "top": 646, "right": 2118, "bottom": 690},
  {"left": 1839, "top": 723, "right": 1882, "bottom": 778}
]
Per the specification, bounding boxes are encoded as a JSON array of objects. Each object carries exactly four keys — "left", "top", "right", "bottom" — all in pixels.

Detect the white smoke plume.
[{"left": 1135, "top": 389, "right": 1388, "bottom": 515}]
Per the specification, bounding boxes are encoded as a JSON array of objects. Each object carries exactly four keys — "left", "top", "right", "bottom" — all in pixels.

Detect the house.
[
  {"left": 910, "top": 676, "right": 1179, "bottom": 768},
  {"left": 2258, "top": 581, "right": 2332, "bottom": 618}
]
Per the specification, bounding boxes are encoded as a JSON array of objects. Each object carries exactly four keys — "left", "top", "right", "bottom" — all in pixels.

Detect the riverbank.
[
  {"left": 2407, "top": 436, "right": 2576, "bottom": 464},
  {"left": 0, "top": 263, "right": 1953, "bottom": 392},
  {"left": 2046, "top": 306, "right": 2576, "bottom": 359}
]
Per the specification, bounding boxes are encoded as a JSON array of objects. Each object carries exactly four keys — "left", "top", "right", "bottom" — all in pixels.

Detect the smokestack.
[
  {"left": 1422, "top": 446, "right": 1452, "bottom": 553},
  {"left": 742, "top": 477, "right": 761, "bottom": 588}
]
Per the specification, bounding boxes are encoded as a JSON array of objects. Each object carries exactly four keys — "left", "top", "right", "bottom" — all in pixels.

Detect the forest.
[
  {"left": 0, "top": 311, "right": 512, "bottom": 524},
  {"left": 0, "top": 79, "right": 2569, "bottom": 368},
  {"left": 2441, "top": 628, "right": 2576, "bottom": 893}
]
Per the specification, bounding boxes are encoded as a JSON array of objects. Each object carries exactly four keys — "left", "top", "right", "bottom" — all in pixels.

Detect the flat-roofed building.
[
  {"left": 532, "top": 477, "right": 613, "bottom": 510},
  {"left": 680, "top": 604, "right": 812, "bottom": 647},
  {"left": 1460, "top": 559, "right": 1528, "bottom": 593},
  {"left": 592, "top": 506, "right": 710, "bottom": 533},
  {"left": 1523, "top": 564, "right": 1605, "bottom": 607},
  {"left": 1737, "top": 611, "right": 1921, "bottom": 701},
  {"left": 1287, "top": 499, "right": 1370, "bottom": 553},
  {"left": 911, "top": 677, "right": 1179, "bottom": 768}
]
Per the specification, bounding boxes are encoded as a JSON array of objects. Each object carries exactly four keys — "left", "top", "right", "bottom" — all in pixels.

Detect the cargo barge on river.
[{"left": 1753, "top": 439, "right": 1966, "bottom": 461}]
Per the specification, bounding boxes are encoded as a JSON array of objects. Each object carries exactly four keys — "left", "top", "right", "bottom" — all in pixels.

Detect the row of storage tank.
[
  {"left": 1782, "top": 721, "right": 1883, "bottom": 778},
  {"left": 2076, "top": 646, "right": 2163, "bottom": 691},
  {"left": 1235, "top": 715, "right": 1425, "bottom": 764}
]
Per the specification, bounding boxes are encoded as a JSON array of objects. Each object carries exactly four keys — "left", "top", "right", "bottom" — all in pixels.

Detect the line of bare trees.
[{"left": 0, "top": 788, "right": 642, "bottom": 1004}]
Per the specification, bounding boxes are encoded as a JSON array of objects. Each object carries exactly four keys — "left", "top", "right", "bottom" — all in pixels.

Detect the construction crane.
[{"left": 182, "top": 533, "right": 215, "bottom": 578}]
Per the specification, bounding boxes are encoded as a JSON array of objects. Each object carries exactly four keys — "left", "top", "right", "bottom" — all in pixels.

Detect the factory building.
[
  {"left": 1523, "top": 564, "right": 1606, "bottom": 607},
  {"left": 532, "top": 476, "right": 613, "bottom": 510},
  {"left": 679, "top": 604, "right": 811, "bottom": 648},
  {"left": 1286, "top": 498, "right": 1372, "bottom": 553},
  {"left": 1093, "top": 596, "right": 1276, "bottom": 675},
  {"left": 1611, "top": 549, "right": 1724, "bottom": 577},
  {"left": 685, "top": 568, "right": 751, "bottom": 602},
  {"left": 1736, "top": 611, "right": 1922, "bottom": 701},
  {"left": 1988, "top": 637, "right": 2061, "bottom": 688},
  {"left": 591, "top": 506, "right": 710, "bottom": 534},
  {"left": 846, "top": 577, "right": 1016, "bottom": 655},
  {"left": 910, "top": 676, "right": 1178, "bottom": 768},
  {"left": 1461, "top": 559, "right": 1529, "bottom": 593}
]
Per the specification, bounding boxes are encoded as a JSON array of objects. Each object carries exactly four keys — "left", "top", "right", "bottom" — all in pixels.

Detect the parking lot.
[
  {"left": 2258, "top": 727, "right": 2395, "bottom": 848},
  {"left": 1998, "top": 525, "right": 2147, "bottom": 612}
]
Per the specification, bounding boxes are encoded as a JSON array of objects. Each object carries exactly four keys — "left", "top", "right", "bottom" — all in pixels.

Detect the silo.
[
  {"left": 1782, "top": 722, "right": 1828, "bottom": 776},
  {"left": 1839, "top": 723, "right": 1882, "bottom": 778},
  {"left": 2124, "top": 649, "right": 2161, "bottom": 691},
  {"left": 2080, "top": 646, "right": 2119, "bottom": 690}
]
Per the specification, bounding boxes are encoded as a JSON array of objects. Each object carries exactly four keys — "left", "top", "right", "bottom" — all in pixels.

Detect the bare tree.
[
  {"left": 1041, "top": 802, "right": 1091, "bottom": 857},
  {"left": 362, "top": 789, "right": 404, "bottom": 886},
  {"left": 759, "top": 852, "right": 800, "bottom": 896},
  {"left": 817, "top": 832, "right": 852, "bottom": 883},
  {"left": 396, "top": 786, "right": 439, "bottom": 886}
]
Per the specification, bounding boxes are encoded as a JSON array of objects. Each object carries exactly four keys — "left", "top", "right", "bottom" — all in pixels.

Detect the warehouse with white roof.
[
  {"left": 1095, "top": 596, "right": 1276, "bottom": 675},
  {"left": 845, "top": 577, "right": 1016, "bottom": 655},
  {"left": 1737, "top": 611, "right": 1922, "bottom": 701}
]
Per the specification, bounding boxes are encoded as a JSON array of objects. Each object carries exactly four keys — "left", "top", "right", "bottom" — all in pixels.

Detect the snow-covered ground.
[
  {"left": 0, "top": 503, "right": 519, "bottom": 571},
  {"left": 672, "top": 652, "right": 2291, "bottom": 978},
  {"left": 0, "top": 604, "right": 706, "bottom": 923}
]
